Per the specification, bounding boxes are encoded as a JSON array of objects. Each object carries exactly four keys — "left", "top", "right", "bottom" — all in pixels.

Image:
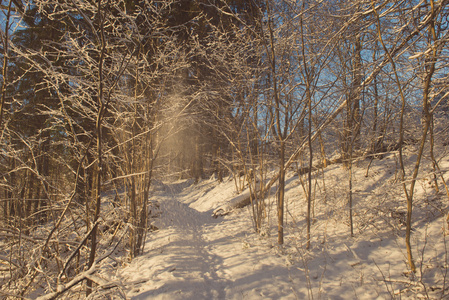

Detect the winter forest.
[{"left": 1, "top": 0, "right": 449, "bottom": 299}]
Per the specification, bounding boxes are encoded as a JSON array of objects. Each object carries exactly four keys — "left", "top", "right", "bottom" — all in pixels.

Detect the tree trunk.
[
  {"left": 277, "top": 141, "right": 285, "bottom": 245},
  {"left": 0, "top": 0, "right": 12, "bottom": 133},
  {"left": 87, "top": 1, "right": 106, "bottom": 293}
]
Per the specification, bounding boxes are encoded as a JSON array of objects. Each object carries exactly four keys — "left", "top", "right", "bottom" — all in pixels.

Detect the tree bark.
[
  {"left": 87, "top": 0, "right": 107, "bottom": 294},
  {"left": 277, "top": 141, "right": 285, "bottom": 245}
]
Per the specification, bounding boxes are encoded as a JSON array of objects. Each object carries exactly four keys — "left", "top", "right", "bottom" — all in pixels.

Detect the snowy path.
[
  {"left": 127, "top": 198, "right": 229, "bottom": 299},
  {"left": 117, "top": 180, "right": 300, "bottom": 300}
]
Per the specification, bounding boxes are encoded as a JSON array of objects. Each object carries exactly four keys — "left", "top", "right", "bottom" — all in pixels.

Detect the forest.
[{"left": 0, "top": 0, "right": 448, "bottom": 298}]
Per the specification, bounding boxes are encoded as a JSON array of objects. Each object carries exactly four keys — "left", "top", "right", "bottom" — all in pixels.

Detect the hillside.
[{"left": 103, "top": 148, "right": 449, "bottom": 299}]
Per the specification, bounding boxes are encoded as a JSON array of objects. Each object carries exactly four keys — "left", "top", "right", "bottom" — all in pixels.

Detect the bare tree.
[{"left": 372, "top": 0, "right": 449, "bottom": 273}]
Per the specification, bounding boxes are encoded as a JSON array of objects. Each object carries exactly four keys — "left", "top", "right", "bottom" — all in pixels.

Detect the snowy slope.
[{"left": 114, "top": 149, "right": 449, "bottom": 299}]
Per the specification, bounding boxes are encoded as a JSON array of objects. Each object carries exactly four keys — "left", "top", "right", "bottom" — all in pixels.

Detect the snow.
[{"left": 110, "top": 149, "right": 449, "bottom": 299}]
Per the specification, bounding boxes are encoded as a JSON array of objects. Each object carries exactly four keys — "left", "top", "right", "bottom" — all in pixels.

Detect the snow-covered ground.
[{"left": 108, "top": 148, "right": 449, "bottom": 299}]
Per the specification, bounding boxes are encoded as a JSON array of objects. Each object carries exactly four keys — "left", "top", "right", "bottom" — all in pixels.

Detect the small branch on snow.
[
  {"left": 58, "top": 220, "right": 100, "bottom": 282},
  {"left": 0, "top": 290, "right": 31, "bottom": 300},
  {"left": 0, "top": 254, "right": 20, "bottom": 269},
  {"left": 37, "top": 262, "right": 123, "bottom": 300},
  {"left": 36, "top": 264, "right": 98, "bottom": 300},
  {"left": 43, "top": 223, "right": 128, "bottom": 299}
]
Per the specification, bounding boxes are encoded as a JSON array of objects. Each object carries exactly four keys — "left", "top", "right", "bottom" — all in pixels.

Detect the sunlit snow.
[{"left": 101, "top": 150, "right": 449, "bottom": 299}]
